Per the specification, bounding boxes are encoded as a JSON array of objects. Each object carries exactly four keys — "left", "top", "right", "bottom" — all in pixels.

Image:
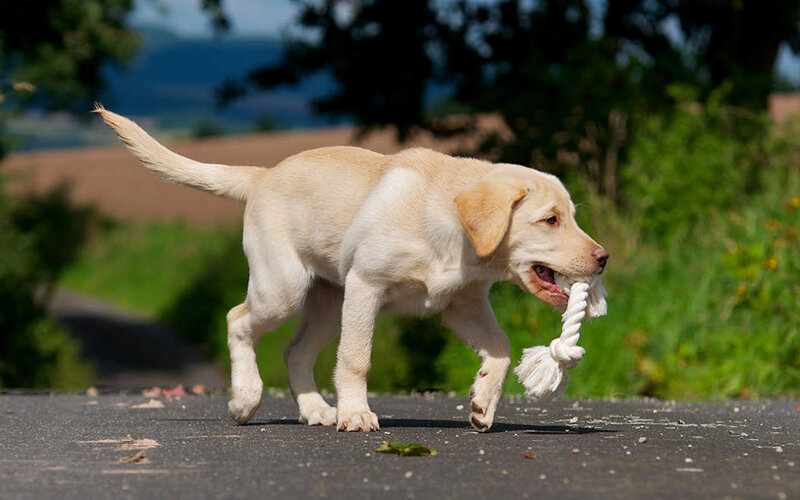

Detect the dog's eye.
[{"left": 545, "top": 216, "right": 558, "bottom": 225}]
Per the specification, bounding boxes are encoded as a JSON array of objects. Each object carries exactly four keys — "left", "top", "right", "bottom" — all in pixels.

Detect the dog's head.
[{"left": 455, "top": 165, "right": 608, "bottom": 310}]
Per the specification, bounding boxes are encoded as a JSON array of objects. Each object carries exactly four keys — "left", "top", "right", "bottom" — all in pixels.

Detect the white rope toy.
[{"left": 514, "top": 276, "right": 607, "bottom": 401}]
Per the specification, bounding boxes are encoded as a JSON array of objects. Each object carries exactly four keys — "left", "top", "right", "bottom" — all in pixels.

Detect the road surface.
[{"left": 1, "top": 393, "right": 796, "bottom": 499}]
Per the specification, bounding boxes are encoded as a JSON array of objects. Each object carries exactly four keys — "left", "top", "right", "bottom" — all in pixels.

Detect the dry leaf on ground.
[
  {"left": 141, "top": 387, "right": 161, "bottom": 398},
  {"left": 131, "top": 399, "right": 164, "bottom": 409},
  {"left": 118, "top": 438, "right": 160, "bottom": 451},
  {"left": 117, "top": 451, "right": 149, "bottom": 464},
  {"left": 162, "top": 384, "right": 187, "bottom": 397}
]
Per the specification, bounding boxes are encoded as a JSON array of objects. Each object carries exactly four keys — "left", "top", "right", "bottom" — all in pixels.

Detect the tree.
[
  {"left": 218, "top": 0, "right": 440, "bottom": 139},
  {"left": 605, "top": 0, "right": 800, "bottom": 108},
  {"left": 221, "top": 0, "right": 800, "bottom": 198},
  {"left": 0, "top": 0, "right": 224, "bottom": 388}
]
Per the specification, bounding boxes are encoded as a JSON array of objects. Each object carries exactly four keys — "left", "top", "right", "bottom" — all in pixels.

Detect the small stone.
[
  {"left": 456, "top": 404, "right": 464, "bottom": 411},
  {"left": 404, "top": 471, "right": 413, "bottom": 479},
  {"left": 775, "top": 446, "right": 783, "bottom": 453},
  {"left": 569, "top": 417, "right": 578, "bottom": 423},
  {"left": 478, "top": 449, "right": 485, "bottom": 455},
  {"left": 638, "top": 437, "right": 648, "bottom": 444},
  {"left": 685, "top": 458, "right": 694, "bottom": 464}
]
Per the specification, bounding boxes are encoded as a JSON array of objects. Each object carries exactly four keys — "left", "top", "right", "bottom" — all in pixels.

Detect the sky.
[
  {"left": 130, "top": 0, "right": 800, "bottom": 84},
  {"left": 130, "top": 0, "right": 296, "bottom": 38}
]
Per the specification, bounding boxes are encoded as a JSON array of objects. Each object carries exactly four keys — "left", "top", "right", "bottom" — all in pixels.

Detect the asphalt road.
[
  {"left": 47, "top": 289, "right": 226, "bottom": 390},
  {"left": 0, "top": 393, "right": 797, "bottom": 499}
]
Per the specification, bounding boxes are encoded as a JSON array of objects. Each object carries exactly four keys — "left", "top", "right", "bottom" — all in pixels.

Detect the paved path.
[
  {"left": 0, "top": 394, "right": 796, "bottom": 499},
  {"left": 48, "top": 289, "right": 227, "bottom": 390}
]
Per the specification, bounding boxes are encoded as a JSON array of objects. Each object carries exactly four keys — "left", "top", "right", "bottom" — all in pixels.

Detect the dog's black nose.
[{"left": 593, "top": 248, "right": 609, "bottom": 272}]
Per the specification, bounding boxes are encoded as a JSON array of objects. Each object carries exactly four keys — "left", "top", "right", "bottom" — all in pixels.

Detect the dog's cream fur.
[{"left": 96, "top": 106, "right": 607, "bottom": 431}]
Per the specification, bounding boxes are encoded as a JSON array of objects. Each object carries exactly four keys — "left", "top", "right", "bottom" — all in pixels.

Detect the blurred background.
[{"left": 1, "top": 0, "right": 798, "bottom": 399}]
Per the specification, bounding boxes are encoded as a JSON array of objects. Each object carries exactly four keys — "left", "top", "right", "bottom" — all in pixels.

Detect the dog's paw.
[
  {"left": 337, "top": 411, "right": 380, "bottom": 432},
  {"left": 228, "top": 390, "right": 262, "bottom": 424},
  {"left": 468, "top": 384, "right": 498, "bottom": 432},
  {"left": 300, "top": 405, "right": 337, "bottom": 426},
  {"left": 469, "top": 399, "right": 494, "bottom": 431}
]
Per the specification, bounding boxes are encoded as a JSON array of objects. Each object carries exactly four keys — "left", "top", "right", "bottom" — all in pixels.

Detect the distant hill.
[
  {"left": 100, "top": 25, "right": 341, "bottom": 130},
  {"left": 7, "top": 26, "right": 343, "bottom": 152}
]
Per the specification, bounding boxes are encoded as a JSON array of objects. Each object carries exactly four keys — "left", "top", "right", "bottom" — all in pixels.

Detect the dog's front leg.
[
  {"left": 442, "top": 286, "right": 511, "bottom": 431},
  {"left": 334, "top": 271, "right": 382, "bottom": 431}
]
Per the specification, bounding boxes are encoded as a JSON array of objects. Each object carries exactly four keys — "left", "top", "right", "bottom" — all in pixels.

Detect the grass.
[{"left": 57, "top": 163, "right": 800, "bottom": 399}]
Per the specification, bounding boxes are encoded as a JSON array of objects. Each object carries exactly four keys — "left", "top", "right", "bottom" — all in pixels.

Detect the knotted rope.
[{"left": 514, "top": 277, "right": 606, "bottom": 401}]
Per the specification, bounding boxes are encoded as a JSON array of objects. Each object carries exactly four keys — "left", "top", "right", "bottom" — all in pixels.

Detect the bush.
[
  {"left": 621, "top": 84, "right": 769, "bottom": 240},
  {"left": 0, "top": 183, "right": 94, "bottom": 389}
]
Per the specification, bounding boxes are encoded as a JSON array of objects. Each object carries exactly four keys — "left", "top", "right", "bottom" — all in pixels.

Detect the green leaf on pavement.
[{"left": 376, "top": 441, "right": 438, "bottom": 456}]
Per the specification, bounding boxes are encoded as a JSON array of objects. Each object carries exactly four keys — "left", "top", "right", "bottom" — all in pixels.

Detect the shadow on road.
[{"left": 247, "top": 417, "right": 615, "bottom": 434}]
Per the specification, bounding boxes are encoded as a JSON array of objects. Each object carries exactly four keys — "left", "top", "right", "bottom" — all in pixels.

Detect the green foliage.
[
  {"left": 621, "top": 84, "right": 769, "bottom": 239},
  {"left": 0, "top": 0, "right": 138, "bottom": 111},
  {"left": 0, "top": 185, "right": 95, "bottom": 389}
]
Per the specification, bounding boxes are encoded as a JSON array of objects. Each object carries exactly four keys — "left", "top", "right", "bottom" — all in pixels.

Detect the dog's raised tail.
[{"left": 93, "top": 103, "right": 262, "bottom": 202}]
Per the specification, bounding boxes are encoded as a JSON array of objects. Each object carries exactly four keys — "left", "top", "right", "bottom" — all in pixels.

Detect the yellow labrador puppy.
[{"left": 96, "top": 106, "right": 608, "bottom": 432}]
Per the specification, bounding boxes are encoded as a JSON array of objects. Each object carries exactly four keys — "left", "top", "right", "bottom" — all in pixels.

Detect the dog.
[{"left": 95, "top": 105, "right": 608, "bottom": 432}]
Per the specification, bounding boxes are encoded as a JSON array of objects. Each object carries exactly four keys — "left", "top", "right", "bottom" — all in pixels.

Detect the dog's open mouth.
[{"left": 532, "top": 265, "right": 568, "bottom": 300}]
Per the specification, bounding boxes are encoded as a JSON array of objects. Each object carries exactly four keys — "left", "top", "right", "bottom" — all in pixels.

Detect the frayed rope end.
[
  {"left": 515, "top": 279, "right": 601, "bottom": 401},
  {"left": 514, "top": 344, "right": 574, "bottom": 401}
]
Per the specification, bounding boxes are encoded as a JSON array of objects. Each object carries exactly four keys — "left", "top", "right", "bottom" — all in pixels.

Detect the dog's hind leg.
[
  {"left": 226, "top": 247, "right": 311, "bottom": 424},
  {"left": 283, "top": 280, "right": 343, "bottom": 426}
]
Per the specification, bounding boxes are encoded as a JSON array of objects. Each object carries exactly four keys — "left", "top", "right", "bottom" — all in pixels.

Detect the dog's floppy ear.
[{"left": 455, "top": 175, "right": 528, "bottom": 257}]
